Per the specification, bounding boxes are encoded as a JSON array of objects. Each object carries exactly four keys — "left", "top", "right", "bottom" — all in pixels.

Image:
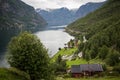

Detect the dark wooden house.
[
  {"left": 71, "top": 65, "right": 83, "bottom": 78},
  {"left": 71, "top": 64, "right": 103, "bottom": 78}
]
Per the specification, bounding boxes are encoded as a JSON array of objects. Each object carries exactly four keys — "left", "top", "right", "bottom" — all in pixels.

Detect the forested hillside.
[
  {"left": 66, "top": 0, "right": 120, "bottom": 66},
  {"left": 0, "top": 0, "right": 47, "bottom": 30}
]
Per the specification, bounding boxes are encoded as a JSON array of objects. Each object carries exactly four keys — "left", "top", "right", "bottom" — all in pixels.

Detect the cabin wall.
[{"left": 72, "top": 73, "right": 83, "bottom": 78}]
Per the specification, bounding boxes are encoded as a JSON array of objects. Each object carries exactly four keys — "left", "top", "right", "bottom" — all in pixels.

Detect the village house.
[{"left": 71, "top": 64, "right": 103, "bottom": 78}]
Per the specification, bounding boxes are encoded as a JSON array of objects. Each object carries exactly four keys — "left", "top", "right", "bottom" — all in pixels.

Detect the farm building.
[{"left": 71, "top": 64, "right": 103, "bottom": 78}]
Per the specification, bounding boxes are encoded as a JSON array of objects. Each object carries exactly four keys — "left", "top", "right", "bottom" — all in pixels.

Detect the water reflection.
[{"left": 35, "top": 25, "right": 74, "bottom": 57}]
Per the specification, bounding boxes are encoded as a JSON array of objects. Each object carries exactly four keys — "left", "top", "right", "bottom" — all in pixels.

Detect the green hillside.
[
  {"left": 66, "top": 0, "right": 120, "bottom": 66},
  {"left": 51, "top": 48, "right": 77, "bottom": 62},
  {"left": 67, "top": 0, "right": 120, "bottom": 37},
  {"left": 0, "top": 68, "right": 30, "bottom": 80}
]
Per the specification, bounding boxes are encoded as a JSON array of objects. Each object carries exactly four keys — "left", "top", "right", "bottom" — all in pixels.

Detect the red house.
[{"left": 71, "top": 64, "right": 103, "bottom": 78}]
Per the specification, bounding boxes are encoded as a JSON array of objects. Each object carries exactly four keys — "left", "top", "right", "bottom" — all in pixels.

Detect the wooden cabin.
[
  {"left": 71, "top": 65, "right": 83, "bottom": 78},
  {"left": 71, "top": 64, "right": 103, "bottom": 78}
]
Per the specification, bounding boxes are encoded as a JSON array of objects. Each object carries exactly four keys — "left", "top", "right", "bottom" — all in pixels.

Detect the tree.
[
  {"left": 53, "top": 55, "right": 67, "bottom": 75},
  {"left": 98, "top": 45, "right": 109, "bottom": 60},
  {"left": 85, "top": 49, "right": 91, "bottom": 61},
  {"left": 78, "top": 42, "right": 84, "bottom": 52},
  {"left": 7, "top": 32, "right": 54, "bottom": 80},
  {"left": 105, "top": 49, "right": 120, "bottom": 66},
  {"left": 70, "top": 39, "right": 74, "bottom": 48}
]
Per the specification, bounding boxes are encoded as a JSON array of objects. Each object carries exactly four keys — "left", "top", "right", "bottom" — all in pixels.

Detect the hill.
[
  {"left": 0, "top": 68, "right": 30, "bottom": 80},
  {"left": 0, "top": 0, "right": 47, "bottom": 30},
  {"left": 66, "top": 0, "right": 120, "bottom": 66}
]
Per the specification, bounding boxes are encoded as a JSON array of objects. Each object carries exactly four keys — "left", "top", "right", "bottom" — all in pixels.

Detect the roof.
[
  {"left": 71, "top": 64, "right": 103, "bottom": 73},
  {"left": 80, "top": 64, "right": 103, "bottom": 72},
  {"left": 71, "top": 65, "right": 81, "bottom": 73}
]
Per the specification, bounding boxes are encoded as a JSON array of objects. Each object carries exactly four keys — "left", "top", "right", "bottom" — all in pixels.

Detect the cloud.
[{"left": 22, "top": 0, "right": 106, "bottom": 9}]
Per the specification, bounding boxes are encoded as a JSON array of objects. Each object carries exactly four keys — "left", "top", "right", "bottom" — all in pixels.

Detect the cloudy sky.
[{"left": 22, "top": 0, "right": 106, "bottom": 9}]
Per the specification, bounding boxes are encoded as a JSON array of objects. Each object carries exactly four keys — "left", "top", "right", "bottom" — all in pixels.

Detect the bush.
[
  {"left": 113, "top": 65, "right": 120, "bottom": 73},
  {"left": 102, "top": 64, "right": 107, "bottom": 71},
  {"left": 105, "top": 49, "right": 120, "bottom": 66},
  {"left": 8, "top": 67, "right": 30, "bottom": 80},
  {"left": 107, "top": 71, "right": 119, "bottom": 76},
  {"left": 63, "top": 74, "right": 71, "bottom": 78}
]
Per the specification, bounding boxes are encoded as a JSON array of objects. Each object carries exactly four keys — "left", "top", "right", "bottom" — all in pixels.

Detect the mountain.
[
  {"left": 36, "top": 2, "right": 104, "bottom": 26},
  {"left": 36, "top": 7, "right": 77, "bottom": 26},
  {"left": 0, "top": 0, "right": 47, "bottom": 30},
  {"left": 0, "top": 0, "right": 47, "bottom": 55},
  {"left": 75, "top": 2, "right": 105, "bottom": 19},
  {"left": 66, "top": 0, "right": 120, "bottom": 64}
]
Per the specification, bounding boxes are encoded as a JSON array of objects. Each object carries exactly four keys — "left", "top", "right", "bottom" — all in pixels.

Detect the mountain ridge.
[
  {"left": 36, "top": 2, "right": 104, "bottom": 26},
  {"left": 75, "top": 2, "right": 105, "bottom": 19},
  {"left": 0, "top": 0, "right": 47, "bottom": 30},
  {"left": 36, "top": 7, "right": 76, "bottom": 26}
]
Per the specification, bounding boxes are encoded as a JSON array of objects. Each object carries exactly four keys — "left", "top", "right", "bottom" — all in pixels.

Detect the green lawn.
[
  {"left": 66, "top": 58, "right": 87, "bottom": 68},
  {"left": 51, "top": 48, "right": 77, "bottom": 62},
  {"left": 56, "top": 77, "right": 120, "bottom": 80},
  {"left": 67, "top": 58, "right": 105, "bottom": 68}
]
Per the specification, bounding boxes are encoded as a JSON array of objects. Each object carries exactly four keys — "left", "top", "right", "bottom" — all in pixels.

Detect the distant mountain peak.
[
  {"left": 75, "top": 1, "right": 105, "bottom": 19},
  {"left": 36, "top": 2, "right": 105, "bottom": 26}
]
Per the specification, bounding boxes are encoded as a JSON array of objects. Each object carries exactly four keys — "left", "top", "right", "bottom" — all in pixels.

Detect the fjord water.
[
  {"left": 0, "top": 25, "right": 74, "bottom": 67},
  {"left": 0, "top": 30, "right": 19, "bottom": 67},
  {"left": 35, "top": 25, "right": 74, "bottom": 57}
]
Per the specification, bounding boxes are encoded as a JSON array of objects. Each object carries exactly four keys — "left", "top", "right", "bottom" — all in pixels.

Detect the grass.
[
  {"left": 66, "top": 58, "right": 87, "bottom": 68},
  {"left": 0, "top": 68, "right": 30, "bottom": 80},
  {"left": 51, "top": 47, "right": 105, "bottom": 68},
  {"left": 66, "top": 58, "right": 105, "bottom": 68},
  {"left": 56, "top": 77, "right": 120, "bottom": 80},
  {"left": 51, "top": 48, "right": 77, "bottom": 62}
]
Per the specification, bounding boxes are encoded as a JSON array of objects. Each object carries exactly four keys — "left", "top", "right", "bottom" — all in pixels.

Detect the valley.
[{"left": 0, "top": 0, "right": 120, "bottom": 80}]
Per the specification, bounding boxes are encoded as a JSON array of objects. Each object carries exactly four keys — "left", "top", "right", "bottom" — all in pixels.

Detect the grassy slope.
[
  {"left": 51, "top": 48, "right": 77, "bottom": 62},
  {"left": 66, "top": 58, "right": 87, "bottom": 68},
  {"left": 51, "top": 48, "right": 104, "bottom": 68},
  {"left": 67, "top": 58, "right": 105, "bottom": 68},
  {"left": 0, "top": 68, "right": 30, "bottom": 80}
]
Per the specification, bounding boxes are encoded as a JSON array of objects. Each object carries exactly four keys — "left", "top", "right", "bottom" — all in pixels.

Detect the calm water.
[
  {"left": 0, "top": 30, "right": 19, "bottom": 67},
  {"left": 35, "top": 25, "right": 74, "bottom": 57},
  {"left": 0, "top": 25, "right": 74, "bottom": 67}
]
